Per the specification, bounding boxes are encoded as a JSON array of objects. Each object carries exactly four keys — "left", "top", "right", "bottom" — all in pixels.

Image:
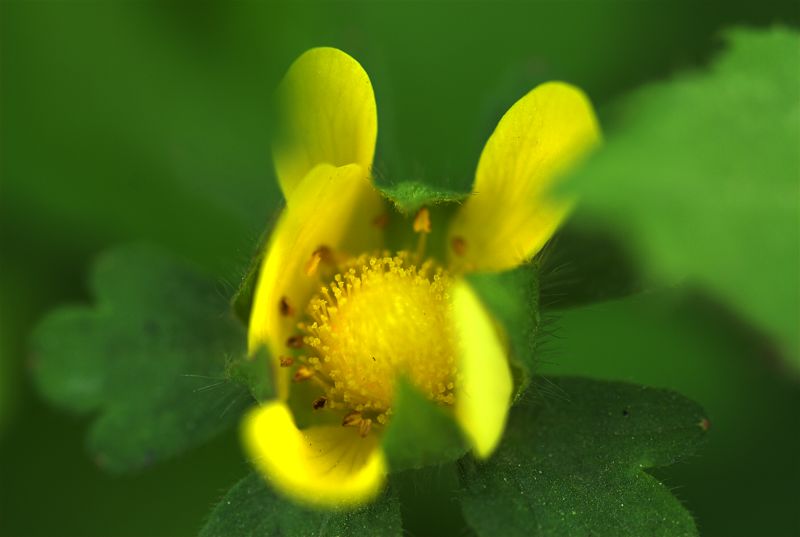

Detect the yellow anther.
[
  {"left": 359, "top": 418, "right": 373, "bottom": 438},
  {"left": 342, "top": 411, "right": 363, "bottom": 427},
  {"left": 293, "top": 365, "right": 314, "bottom": 382},
  {"left": 279, "top": 356, "right": 294, "bottom": 367},
  {"left": 413, "top": 207, "right": 431, "bottom": 234},
  {"left": 305, "top": 251, "right": 322, "bottom": 276},
  {"left": 304, "top": 245, "right": 333, "bottom": 276}
]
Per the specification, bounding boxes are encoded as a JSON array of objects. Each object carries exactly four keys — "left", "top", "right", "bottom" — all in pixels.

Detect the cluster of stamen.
[{"left": 283, "top": 245, "right": 459, "bottom": 436}]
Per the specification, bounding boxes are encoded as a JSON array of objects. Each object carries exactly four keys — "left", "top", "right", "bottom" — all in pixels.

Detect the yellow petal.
[
  {"left": 274, "top": 47, "right": 378, "bottom": 199},
  {"left": 452, "top": 279, "right": 513, "bottom": 458},
  {"left": 448, "top": 82, "right": 601, "bottom": 272},
  {"left": 243, "top": 401, "right": 387, "bottom": 508},
  {"left": 248, "top": 163, "right": 383, "bottom": 398}
]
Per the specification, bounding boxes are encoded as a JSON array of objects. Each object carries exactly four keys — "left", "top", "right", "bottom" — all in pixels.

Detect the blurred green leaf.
[
  {"left": 200, "top": 472, "right": 402, "bottom": 537},
  {"left": 31, "top": 245, "right": 251, "bottom": 472},
  {"left": 460, "top": 376, "right": 708, "bottom": 537},
  {"left": 567, "top": 27, "right": 800, "bottom": 366},
  {"left": 538, "top": 222, "right": 642, "bottom": 310},
  {"left": 467, "top": 264, "right": 541, "bottom": 399},
  {"left": 380, "top": 380, "right": 466, "bottom": 472}
]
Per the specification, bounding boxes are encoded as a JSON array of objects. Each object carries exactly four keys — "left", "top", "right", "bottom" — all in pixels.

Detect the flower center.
[{"left": 295, "top": 251, "right": 458, "bottom": 433}]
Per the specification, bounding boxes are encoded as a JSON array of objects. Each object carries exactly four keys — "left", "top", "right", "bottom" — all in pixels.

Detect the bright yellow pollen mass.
[{"left": 299, "top": 252, "right": 458, "bottom": 425}]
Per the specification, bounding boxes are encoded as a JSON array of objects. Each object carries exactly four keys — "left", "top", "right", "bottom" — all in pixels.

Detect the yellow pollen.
[{"left": 299, "top": 251, "right": 458, "bottom": 425}]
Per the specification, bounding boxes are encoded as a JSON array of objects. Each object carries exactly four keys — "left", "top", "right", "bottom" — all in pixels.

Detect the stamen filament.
[{"left": 413, "top": 207, "right": 431, "bottom": 261}]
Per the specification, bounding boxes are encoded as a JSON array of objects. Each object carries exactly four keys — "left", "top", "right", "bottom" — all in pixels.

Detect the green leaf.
[
  {"left": 200, "top": 472, "right": 403, "bottom": 537},
  {"left": 377, "top": 180, "right": 468, "bottom": 215},
  {"left": 537, "top": 291, "right": 800, "bottom": 537},
  {"left": 460, "top": 376, "right": 708, "bottom": 537},
  {"left": 467, "top": 264, "right": 541, "bottom": 399},
  {"left": 391, "top": 463, "right": 473, "bottom": 537},
  {"left": 30, "top": 244, "right": 251, "bottom": 472},
  {"left": 380, "top": 379, "right": 466, "bottom": 471},
  {"left": 566, "top": 28, "right": 800, "bottom": 367}
]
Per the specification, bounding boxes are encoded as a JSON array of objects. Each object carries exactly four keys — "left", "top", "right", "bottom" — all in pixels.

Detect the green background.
[{"left": 1, "top": 2, "right": 798, "bottom": 536}]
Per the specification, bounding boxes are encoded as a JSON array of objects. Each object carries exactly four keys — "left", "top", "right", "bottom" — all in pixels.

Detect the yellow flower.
[{"left": 244, "top": 47, "right": 600, "bottom": 508}]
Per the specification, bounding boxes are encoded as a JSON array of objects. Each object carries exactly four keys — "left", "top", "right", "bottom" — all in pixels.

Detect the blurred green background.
[{"left": 1, "top": 2, "right": 798, "bottom": 536}]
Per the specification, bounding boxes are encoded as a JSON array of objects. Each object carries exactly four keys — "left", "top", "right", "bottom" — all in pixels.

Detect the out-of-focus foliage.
[
  {"left": 200, "top": 473, "right": 402, "bottom": 537},
  {"left": 567, "top": 28, "right": 800, "bottom": 367},
  {"left": 30, "top": 245, "right": 248, "bottom": 472},
  {"left": 460, "top": 377, "right": 708, "bottom": 537}
]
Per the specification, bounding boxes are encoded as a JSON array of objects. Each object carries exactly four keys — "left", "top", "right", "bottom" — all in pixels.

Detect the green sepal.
[
  {"left": 459, "top": 376, "right": 709, "bottom": 537},
  {"left": 466, "top": 263, "right": 541, "bottom": 400},
  {"left": 226, "top": 346, "right": 276, "bottom": 403},
  {"left": 377, "top": 180, "right": 468, "bottom": 216},
  {"left": 230, "top": 245, "right": 265, "bottom": 326},
  {"left": 199, "top": 472, "right": 403, "bottom": 537},
  {"left": 30, "top": 244, "right": 251, "bottom": 473},
  {"left": 231, "top": 208, "right": 281, "bottom": 326},
  {"left": 380, "top": 379, "right": 467, "bottom": 472}
]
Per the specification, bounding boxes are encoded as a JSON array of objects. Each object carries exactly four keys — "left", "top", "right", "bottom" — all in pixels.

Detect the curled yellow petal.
[
  {"left": 452, "top": 280, "right": 513, "bottom": 458},
  {"left": 243, "top": 401, "right": 387, "bottom": 508},
  {"left": 448, "top": 82, "right": 601, "bottom": 272},
  {"left": 274, "top": 47, "right": 378, "bottom": 198},
  {"left": 248, "top": 163, "right": 383, "bottom": 398}
]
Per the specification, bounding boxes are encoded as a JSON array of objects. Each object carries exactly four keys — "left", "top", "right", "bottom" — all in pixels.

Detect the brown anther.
[
  {"left": 312, "top": 396, "right": 327, "bottom": 410},
  {"left": 279, "top": 356, "right": 294, "bottom": 367},
  {"left": 279, "top": 296, "right": 294, "bottom": 316},
  {"left": 372, "top": 213, "right": 389, "bottom": 229},
  {"left": 292, "top": 365, "right": 314, "bottom": 382},
  {"left": 342, "top": 411, "right": 363, "bottom": 427},
  {"left": 451, "top": 236, "right": 467, "bottom": 256},
  {"left": 305, "top": 245, "right": 334, "bottom": 276},
  {"left": 305, "top": 252, "right": 322, "bottom": 276},
  {"left": 286, "top": 335, "right": 304, "bottom": 349},
  {"left": 359, "top": 418, "right": 373, "bottom": 437},
  {"left": 413, "top": 207, "right": 431, "bottom": 234},
  {"left": 314, "top": 245, "right": 333, "bottom": 263}
]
